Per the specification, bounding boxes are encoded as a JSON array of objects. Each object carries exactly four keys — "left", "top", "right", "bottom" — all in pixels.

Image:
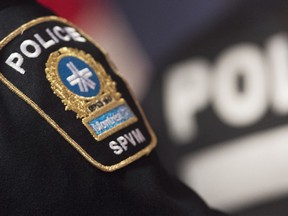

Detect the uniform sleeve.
[{"left": 0, "top": 1, "right": 228, "bottom": 215}]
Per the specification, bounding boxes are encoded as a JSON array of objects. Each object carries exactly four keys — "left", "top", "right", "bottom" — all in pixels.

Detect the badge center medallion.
[
  {"left": 58, "top": 56, "right": 101, "bottom": 97},
  {"left": 46, "top": 47, "right": 138, "bottom": 141}
]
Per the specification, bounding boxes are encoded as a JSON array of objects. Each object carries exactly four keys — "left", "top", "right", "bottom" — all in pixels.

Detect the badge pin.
[{"left": 46, "top": 47, "right": 138, "bottom": 141}]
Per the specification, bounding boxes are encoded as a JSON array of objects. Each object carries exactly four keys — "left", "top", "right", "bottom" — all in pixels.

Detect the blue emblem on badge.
[
  {"left": 46, "top": 47, "right": 138, "bottom": 141},
  {"left": 58, "top": 56, "right": 100, "bottom": 98}
]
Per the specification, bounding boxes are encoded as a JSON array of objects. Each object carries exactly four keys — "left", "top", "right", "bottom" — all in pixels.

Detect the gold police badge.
[{"left": 45, "top": 47, "right": 138, "bottom": 141}]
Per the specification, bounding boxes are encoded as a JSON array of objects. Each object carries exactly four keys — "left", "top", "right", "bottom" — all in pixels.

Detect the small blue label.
[
  {"left": 58, "top": 56, "right": 100, "bottom": 97},
  {"left": 88, "top": 104, "right": 135, "bottom": 136}
]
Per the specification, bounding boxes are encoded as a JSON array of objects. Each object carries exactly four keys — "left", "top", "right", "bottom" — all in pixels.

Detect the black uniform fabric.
[{"left": 0, "top": 1, "right": 227, "bottom": 215}]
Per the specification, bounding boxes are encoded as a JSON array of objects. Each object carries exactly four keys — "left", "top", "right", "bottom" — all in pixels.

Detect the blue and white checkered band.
[
  {"left": 88, "top": 104, "right": 136, "bottom": 136},
  {"left": 58, "top": 56, "right": 101, "bottom": 98}
]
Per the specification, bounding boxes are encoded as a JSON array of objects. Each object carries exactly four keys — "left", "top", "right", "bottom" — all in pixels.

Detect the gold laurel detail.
[{"left": 45, "top": 47, "right": 121, "bottom": 118}]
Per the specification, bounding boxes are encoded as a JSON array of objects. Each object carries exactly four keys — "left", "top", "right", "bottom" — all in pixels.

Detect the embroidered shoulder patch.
[{"left": 0, "top": 16, "right": 157, "bottom": 172}]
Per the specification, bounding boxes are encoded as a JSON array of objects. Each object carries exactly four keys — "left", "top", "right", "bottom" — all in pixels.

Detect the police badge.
[
  {"left": 46, "top": 47, "right": 138, "bottom": 141},
  {"left": 0, "top": 16, "right": 157, "bottom": 172}
]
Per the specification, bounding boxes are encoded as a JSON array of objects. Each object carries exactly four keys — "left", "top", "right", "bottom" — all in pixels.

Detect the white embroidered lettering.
[
  {"left": 53, "top": 26, "right": 71, "bottom": 41},
  {"left": 109, "top": 141, "right": 123, "bottom": 155},
  {"left": 131, "top": 128, "right": 146, "bottom": 143},
  {"left": 20, "top": 39, "right": 41, "bottom": 58},
  {"left": 109, "top": 128, "right": 146, "bottom": 155},
  {"left": 117, "top": 136, "right": 128, "bottom": 151},
  {"left": 64, "top": 27, "right": 86, "bottom": 42},
  {"left": 34, "top": 33, "right": 56, "bottom": 49},
  {"left": 46, "top": 28, "right": 59, "bottom": 43},
  {"left": 5, "top": 52, "right": 25, "bottom": 74},
  {"left": 124, "top": 133, "right": 136, "bottom": 146},
  {"left": 5, "top": 25, "right": 86, "bottom": 74}
]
